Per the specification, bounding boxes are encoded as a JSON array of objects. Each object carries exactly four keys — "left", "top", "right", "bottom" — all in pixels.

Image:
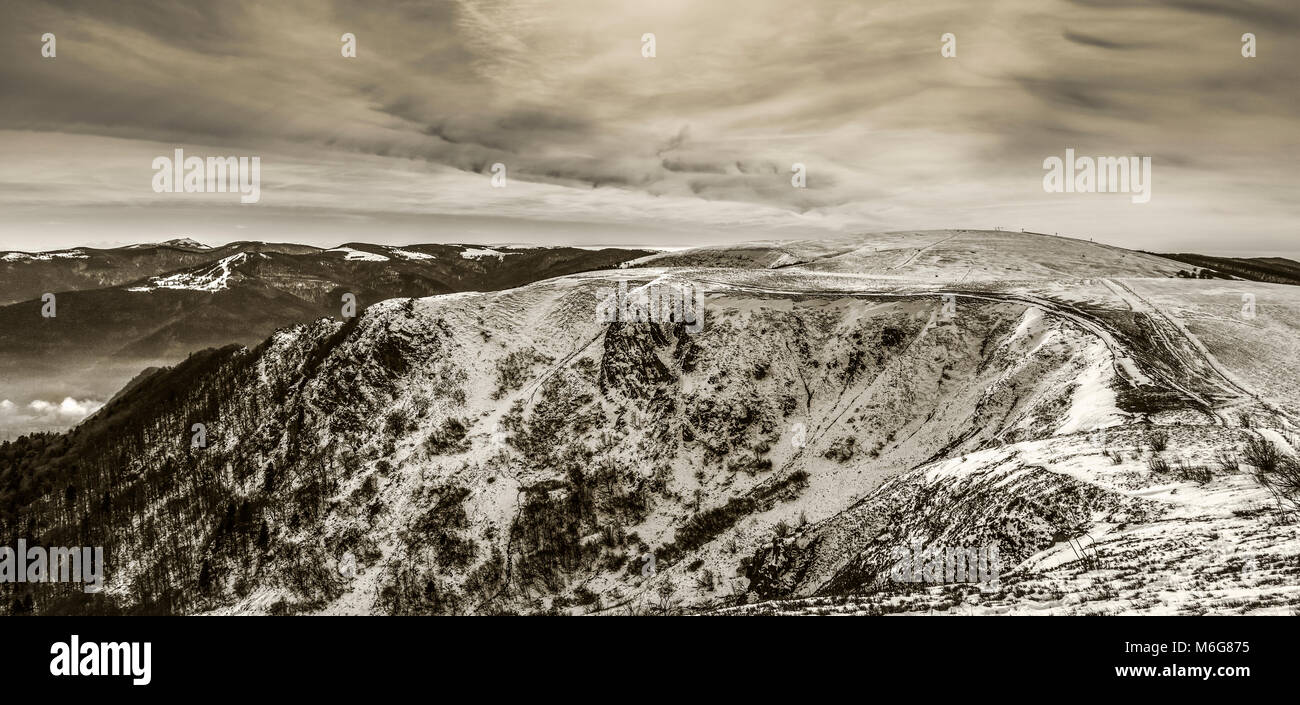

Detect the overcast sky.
[{"left": 0, "top": 0, "right": 1296, "bottom": 254}]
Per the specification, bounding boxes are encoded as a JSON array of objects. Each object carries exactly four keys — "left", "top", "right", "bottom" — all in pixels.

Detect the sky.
[{"left": 0, "top": 0, "right": 1296, "bottom": 255}]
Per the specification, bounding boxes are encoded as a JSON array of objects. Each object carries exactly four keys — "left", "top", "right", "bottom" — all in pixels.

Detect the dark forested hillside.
[{"left": 1154, "top": 252, "right": 1300, "bottom": 285}]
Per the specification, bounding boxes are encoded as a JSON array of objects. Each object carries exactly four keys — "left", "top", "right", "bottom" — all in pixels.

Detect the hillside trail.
[
  {"left": 690, "top": 277, "right": 1157, "bottom": 395},
  {"left": 887, "top": 232, "right": 961, "bottom": 270},
  {"left": 1100, "top": 278, "right": 1297, "bottom": 431},
  {"left": 685, "top": 272, "right": 1294, "bottom": 431}
]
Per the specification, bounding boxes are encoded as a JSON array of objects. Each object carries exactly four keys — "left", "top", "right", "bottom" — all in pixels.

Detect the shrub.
[
  {"left": 657, "top": 470, "right": 810, "bottom": 565},
  {"left": 1174, "top": 459, "right": 1212, "bottom": 485},
  {"left": 1244, "top": 435, "right": 1300, "bottom": 514},
  {"left": 573, "top": 586, "right": 598, "bottom": 606},
  {"left": 1215, "top": 450, "right": 1239, "bottom": 473},
  {"left": 1147, "top": 455, "right": 1171, "bottom": 474},
  {"left": 492, "top": 348, "right": 554, "bottom": 400},
  {"left": 1244, "top": 435, "right": 1282, "bottom": 474},
  {"left": 1147, "top": 430, "right": 1170, "bottom": 452},
  {"left": 823, "top": 436, "right": 856, "bottom": 463},
  {"left": 385, "top": 408, "right": 412, "bottom": 436},
  {"left": 880, "top": 327, "right": 907, "bottom": 348},
  {"left": 424, "top": 418, "right": 469, "bottom": 455}
]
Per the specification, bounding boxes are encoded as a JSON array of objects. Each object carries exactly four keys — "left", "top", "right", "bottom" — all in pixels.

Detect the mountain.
[
  {"left": 1153, "top": 252, "right": 1300, "bottom": 286},
  {"left": 635, "top": 229, "right": 1189, "bottom": 280},
  {"left": 2, "top": 229, "right": 1298, "bottom": 616},
  {"left": 159, "top": 238, "right": 211, "bottom": 250},
  {"left": 0, "top": 244, "right": 232, "bottom": 307},
  {"left": 0, "top": 243, "right": 651, "bottom": 437}
]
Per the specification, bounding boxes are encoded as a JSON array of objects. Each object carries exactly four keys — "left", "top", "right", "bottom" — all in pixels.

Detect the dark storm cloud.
[
  {"left": 1062, "top": 31, "right": 1148, "bottom": 50},
  {"left": 1065, "top": 0, "right": 1299, "bottom": 30},
  {"left": 38, "top": 0, "right": 259, "bottom": 53},
  {"left": 1012, "top": 77, "right": 1126, "bottom": 113}
]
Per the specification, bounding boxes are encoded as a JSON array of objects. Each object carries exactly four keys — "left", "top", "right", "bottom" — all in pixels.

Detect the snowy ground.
[{"left": 178, "top": 231, "right": 1300, "bottom": 615}]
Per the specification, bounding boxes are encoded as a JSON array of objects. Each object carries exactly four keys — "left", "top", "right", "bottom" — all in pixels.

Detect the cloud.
[
  {"left": 0, "top": 397, "right": 103, "bottom": 426},
  {"left": 1061, "top": 31, "right": 1148, "bottom": 51},
  {"left": 0, "top": 0, "right": 1297, "bottom": 254}
]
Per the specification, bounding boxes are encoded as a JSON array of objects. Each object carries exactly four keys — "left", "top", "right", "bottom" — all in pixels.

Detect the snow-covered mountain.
[
  {"left": 0, "top": 242, "right": 651, "bottom": 436},
  {"left": 3, "top": 230, "right": 1298, "bottom": 616}
]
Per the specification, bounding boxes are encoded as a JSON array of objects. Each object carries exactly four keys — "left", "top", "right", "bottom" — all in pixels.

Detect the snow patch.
[
  {"left": 163, "top": 238, "right": 210, "bottom": 249},
  {"left": 459, "top": 247, "right": 517, "bottom": 260},
  {"left": 387, "top": 247, "right": 435, "bottom": 261},
  {"left": 127, "top": 252, "right": 248, "bottom": 292},
  {"left": 327, "top": 247, "right": 390, "bottom": 262},
  {"left": 1055, "top": 344, "right": 1125, "bottom": 435},
  {"left": 2, "top": 249, "right": 89, "bottom": 262}
]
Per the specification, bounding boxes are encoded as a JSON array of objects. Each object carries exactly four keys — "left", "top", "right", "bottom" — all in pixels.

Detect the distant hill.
[
  {"left": 1151, "top": 252, "right": 1300, "bottom": 285},
  {"left": 641, "top": 229, "right": 1188, "bottom": 281},
  {"left": 0, "top": 242, "right": 651, "bottom": 435}
]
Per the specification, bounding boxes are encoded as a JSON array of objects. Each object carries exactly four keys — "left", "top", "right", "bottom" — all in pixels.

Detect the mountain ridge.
[
  {"left": 4, "top": 229, "right": 1298, "bottom": 615},
  {"left": 0, "top": 242, "right": 652, "bottom": 436}
]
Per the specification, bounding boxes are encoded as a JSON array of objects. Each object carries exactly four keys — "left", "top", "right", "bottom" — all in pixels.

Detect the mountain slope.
[
  {"left": 0, "top": 243, "right": 650, "bottom": 436},
  {"left": 638, "top": 229, "right": 1187, "bottom": 281},
  {"left": 1154, "top": 252, "right": 1300, "bottom": 286},
  {"left": 0, "top": 243, "right": 231, "bottom": 306},
  {"left": 3, "top": 230, "right": 1298, "bottom": 616}
]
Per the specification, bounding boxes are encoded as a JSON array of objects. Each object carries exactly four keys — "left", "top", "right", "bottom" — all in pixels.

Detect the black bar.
[{"left": 0, "top": 616, "right": 1285, "bottom": 695}]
